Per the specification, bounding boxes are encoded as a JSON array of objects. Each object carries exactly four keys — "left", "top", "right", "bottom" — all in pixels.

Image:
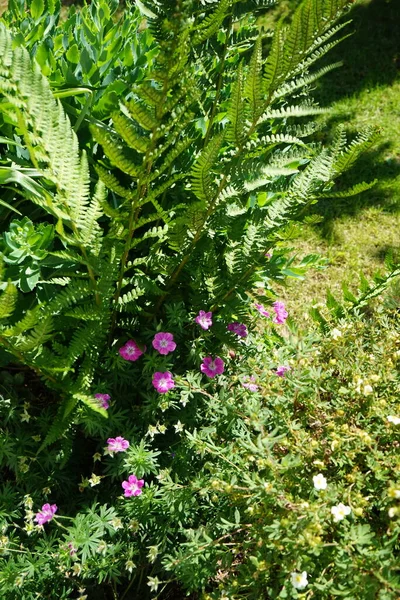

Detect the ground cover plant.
[{"left": 0, "top": 0, "right": 399, "bottom": 598}]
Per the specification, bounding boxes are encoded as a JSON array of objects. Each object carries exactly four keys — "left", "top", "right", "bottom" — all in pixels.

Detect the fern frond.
[
  {"left": 94, "top": 164, "right": 135, "bottom": 200},
  {"left": 316, "top": 180, "right": 377, "bottom": 199},
  {"left": 259, "top": 103, "right": 329, "bottom": 122}
]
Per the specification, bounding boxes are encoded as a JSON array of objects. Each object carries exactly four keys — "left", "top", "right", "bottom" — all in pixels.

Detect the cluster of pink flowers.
[{"left": 35, "top": 503, "right": 57, "bottom": 525}]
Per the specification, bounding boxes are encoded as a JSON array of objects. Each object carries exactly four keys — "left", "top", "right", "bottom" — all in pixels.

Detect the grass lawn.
[{"left": 268, "top": 0, "right": 400, "bottom": 316}]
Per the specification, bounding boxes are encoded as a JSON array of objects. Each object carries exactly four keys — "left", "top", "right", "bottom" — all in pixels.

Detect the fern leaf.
[
  {"left": 245, "top": 35, "right": 263, "bottom": 121},
  {"left": 112, "top": 111, "right": 150, "bottom": 153},
  {"left": 94, "top": 164, "right": 134, "bottom": 200},
  {"left": 125, "top": 100, "right": 158, "bottom": 131},
  {"left": 227, "top": 63, "right": 246, "bottom": 146},
  {"left": 191, "top": 133, "right": 224, "bottom": 202},
  {"left": 90, "top": 124, "right": 143, "bottom": 178},
  {"left": 0, "top": 282, "right": 17, "bottom": 320}
]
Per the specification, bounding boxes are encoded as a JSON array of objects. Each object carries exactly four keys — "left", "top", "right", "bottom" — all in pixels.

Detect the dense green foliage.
[{"left": 0, "top": 0, "right": 398, "bottom": 598}]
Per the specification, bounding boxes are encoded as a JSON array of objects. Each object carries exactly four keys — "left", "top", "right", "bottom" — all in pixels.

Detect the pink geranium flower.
[
  {"left": 122, "top": 474, "right": 144, "bottom": 497},
  {"left": 152, "top": 332, "right": 176, "bottom": 355},
  {"left": 195, "top": 310, "right": 213, "bottom": 330},
  {"left": 107, "top": 436, "right": 130, "bottom": 453},
  {"left": 272, "top": 301, "right": 288, "bottom": 324},
  {"left": 35, "top": 503, "right": 57, "bottom": 525},
  {"left": 201, "top": 356, "right": 225, "bottom": 378},
  {"left": 95, "top": 393, "right": 110, "bottom": 409},
  {"left": 254, "top": 303, "right": 270, "bottom": 318},
  {"left": 152, "top": 371, "right": 175, "bottom": 394},
  {"left": 227, "top": 322, "right": 248, "bottom": 338},
  {"left": 241, "top": 375, "right": 258, "bottom": 392},
  {"left": 119, "top": 340, "right": 145, "bottom": 361},
  {"left": 276, "top": 365, "right": 290, "bottom": 377}
]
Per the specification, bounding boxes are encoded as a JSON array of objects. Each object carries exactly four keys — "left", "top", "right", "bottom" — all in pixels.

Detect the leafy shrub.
[{"left": 0, "top": 0, "right": 395, "bottom": 598}]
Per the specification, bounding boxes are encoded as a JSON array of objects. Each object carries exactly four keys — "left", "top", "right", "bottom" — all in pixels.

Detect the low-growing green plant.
[{"left": 0, "top": 0, "right": 395, "bottom": 597}]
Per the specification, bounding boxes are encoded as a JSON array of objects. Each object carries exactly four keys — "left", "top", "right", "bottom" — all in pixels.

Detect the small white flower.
[
  {"left": 394, "top": 490, "right": 400, "bottom": 499},
  {"left": 330, "top": 328, "right": 342, "bottom": 340},
  {"left": 387, "top": 415, "right": 400, "bottom": 425},
  {"left": 125, "top": 560, "right": 135, "bottom": 573},
  {"left": 388, "top": 507, "right": 397, "bottom": 519},
  {"left": 291, "top": 571, "right": 308, "bottom": 590},
  {"left": 331, "top": 503, "right": 351, "bottom": 522},
  {"left": 147, "top": 576, "right": 161, "bottom": 593},
  {"left": 174, "top": 420, "right": 184, "bottom": 433},
  {"left": 363, "top": 384, "right": 373, "bottom": 395},
  {"left": 313, "top": 473, "right": 327, "bottom": 491}
]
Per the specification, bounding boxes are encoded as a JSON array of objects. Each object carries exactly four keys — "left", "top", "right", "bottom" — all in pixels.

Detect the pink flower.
[
  {"left": 201, "top": 356, "right": 225, "bottom": 378},
  {"left": 107, "top": 436, "right": 130, "bottom": 453},
  {"left": 34, "top": 503, "right": 57, "bottom": 525},
  {"left": 152, "top": 371, "right": 175, "bottom": 394},
  {"left": 276, "top": 365, "right": 290, "bottom": 377},
  {"left": 119, "top": 340, "right": 145, "bottom": 361},
  {"left": 273, "top": 301, "right": 288, "bottom": 325},
  {"left": 227, "top": 322, "right": 248, "bottom": 338},
  {"left": 265, "top": 252, "right": 272, "bottom": 258},
  {"left": 241, "top": 375, "right": 258, "bottom": 392},
  {"left": 254, "top": 303, "right": 270, "bottom": 318},
  {"left": 195, "top": 310, "right": 213, "bottom": 330},
  {"left": 122, "top": 474, "right": 144, "bottom": 497},
  {"left": 152, "top": 332, "right": 176, "bottom": 355},
  {"left": 95, "top": 393, "right": 110, "bottom": 409}
]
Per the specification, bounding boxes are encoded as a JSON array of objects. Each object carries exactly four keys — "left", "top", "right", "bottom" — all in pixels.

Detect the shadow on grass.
[
  {"left": 308, "top": 0, "right": 400, "bottom": 234},
  {"left": 315, "top": 0, "right": 400, "bottom": 103}
]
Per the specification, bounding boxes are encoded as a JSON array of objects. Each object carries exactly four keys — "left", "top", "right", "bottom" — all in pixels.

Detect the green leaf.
[
  {"left": 30, "top": 0, "right": 44, "bottom": 19},
  {"left": 66, "top": 44, "right": 80, "bottom": 65}
]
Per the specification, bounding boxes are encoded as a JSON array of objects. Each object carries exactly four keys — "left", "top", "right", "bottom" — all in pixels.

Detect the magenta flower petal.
[
  {"left": 272, "top": 301, "right": 288, "bottom": 324},
  {"left": 152, "top": 371, "right": 175, "bottom": 394},
  {"left": 195, "top": 310, "right": 213, "bottom": 330},
  {"left": 276, "top": 365, "right": 290, "bottom": 377},
  {"left": 152, "top": 332, "right": 177, "bottom": 355},
  {"left": 254, "top": 303, "right": 270, "bottom": 318},
  {"left": 34, "top": 503, "right": 58, "bottom": 525},
  {"left": 241, "top": 375, "right": 259, "bottom": 392},
  {"left": 107, "top": 436, "right": 130, "bottom": 453},
  {"left": 95, "top": 393, "right": 110, "bottom": 409},
  {"left": 122, "top": 474, "right": 144, "bottom": 497},
  {"left": 119, "top": 340, "right": 145, "bottom": 361},
  {"left": 200, "top": 356, "right": 225, "bottom": 378},
  {"left": 227, "top": 322, "right": 248, "bottom": 338}
]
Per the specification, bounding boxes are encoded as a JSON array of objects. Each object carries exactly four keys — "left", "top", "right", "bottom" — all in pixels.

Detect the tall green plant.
[{"left": 0, "top": 0, "right": 376, "bottom": 440}]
